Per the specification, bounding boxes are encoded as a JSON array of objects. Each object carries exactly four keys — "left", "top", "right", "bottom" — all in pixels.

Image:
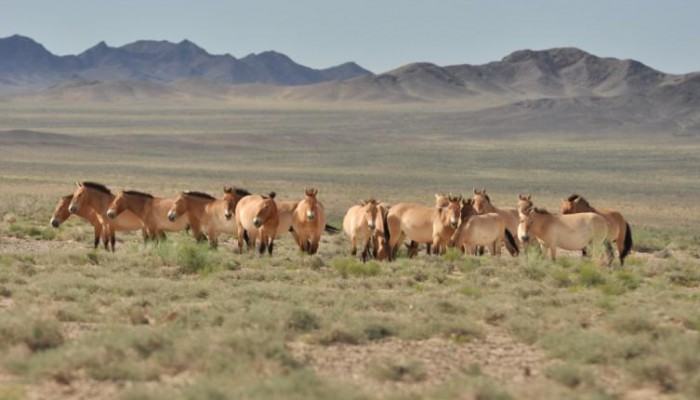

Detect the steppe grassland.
[{"left": 1, "top": 102, "right": 700, "bottom": 399}]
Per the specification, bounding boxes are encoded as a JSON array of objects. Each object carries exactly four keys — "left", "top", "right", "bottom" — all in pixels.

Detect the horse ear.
[
  {"left": 527, "top": 194, "right": 531, "bottom": 201},
  {"left": 481, "top": 188, "right": 487, "bottom": 194},
  {"left": 76, "top": 181, "right": 82, "bottom": 188},
  {"left": 361, "top": 199, "right": 367, "bottom": 205},
  {"left": 268, "top": 191, "right": 276, "bottom": 199}
]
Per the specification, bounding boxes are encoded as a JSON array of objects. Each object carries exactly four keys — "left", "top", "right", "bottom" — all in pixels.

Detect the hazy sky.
[{"left": 2, "top": 0, "right": 699, "bottom": 74}]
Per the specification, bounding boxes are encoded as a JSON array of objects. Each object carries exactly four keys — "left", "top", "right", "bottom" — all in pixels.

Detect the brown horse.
[
  {"left": 292, "top": 188, "right": 326, "bottom": 255},
  {"left": 106, "top": 190, "right": 188, "bottom": 240},
  {"left": 68, "top": 181, "right": 144, "bottom": 251},
  {"left": 518, "top": 193, "right": 534, "bottom": 215},
  {"left": 453, "top": 199, "right": 518, "bottom": 256},
  {"left": 561, "top": 194, "right": 633, "bottom": 265},
  {"left": 472, "top": 188, "right": 521, "bottom": 248},
  {"left": 167, "top": 187, "right": 250, "bottom": 248},
  {"left": 235, "top": 192, "right": 279, "bottom": 255},
  {"left": 343, "top": 199, "right": 379, "bottom": 261},
  {"left": 518, "top": 207, "right": 612, "bottom": 265},
  {"left": 386, "top": 195, "right": 462, "bottom": 261},
  {"left": 52, "top": 193, "right": 143, "bottom": 249}
]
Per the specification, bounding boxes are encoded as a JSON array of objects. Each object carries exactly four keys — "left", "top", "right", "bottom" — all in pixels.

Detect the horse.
[
  {"left": 452, "top": 199, "right": 518, "bottom": 256},
  {"left": 405, "top": 194, "right": 451, "bottom": 257},
  {"left": 518, "top": 193, "right": 534, "bottom": 215},
  {"left": 292, "top": 188, "right": 327, "bottom": 255},
  {"left": 167, "top": 187, "right": 250, "bottom": 248},
  {"left": 52, "top": 193, "right": 144, "bottom": 249},
  {"left": 472, "top": 188, "right": 521, "bottom": 247},
  {"left": 560, "top": 194, "right": 633, "bottom": 265},
  {"left": 518, "top": 206, "right": 613, "bottom": 266},
  {"left": 106, "top": 190, "right": 188, "bottom": 240},
  {"left": 343, "top": 199, "right": 379, "bottom": 262},
  {"left": 68, "top": 181, "right": 144, "bottom": 251},
  {"left": 235, "top": 192, "right": 279, "bottom": 255},
  {"left": 386, "top": 195, "right": 462, "bottom": 261}
]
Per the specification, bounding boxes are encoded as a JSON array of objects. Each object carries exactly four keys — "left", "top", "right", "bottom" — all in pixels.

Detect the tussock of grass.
[
  {"left": 368, "top": 357, "right": 427, "bottom": 383},
  {"left": 332, "top": 257, "right": 380, "bottom": 278}
]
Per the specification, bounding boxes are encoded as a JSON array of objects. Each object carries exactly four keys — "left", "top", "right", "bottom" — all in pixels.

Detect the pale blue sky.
[{"left": 2, "top": 0, "right": 699, "bottom": 74}]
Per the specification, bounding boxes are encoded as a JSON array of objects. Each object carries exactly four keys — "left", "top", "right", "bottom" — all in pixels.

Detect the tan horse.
[
  {"left": 518, "top": 193, "right": 534, "bottom": 215},
  {"left": 292, "top": 188, "right": 326, "bottom": 255},
  {"left": 68, "top": 181, "right": 144, "bottom": 251},
  {"left": 343, "top": 199, "right": 379, "bottom": 261},
  {"left": 472, "top": 188, "right": 521, "bottom": 248},
  {"left": 106, "top": 190, "right": 188, "bottom": 240},
  {"left": 561, "top": 194, "right": 633, "bottom": 265},
  {"left": 386, "top": 195, "right": 462, "bottom": 261},
  {"left": 370, "top": 202, "right": 391, "bottom": 260},
  {"left": 235, "top": 192, "right": 279, "bottom": 255},
  {"left": 167, "top": 187, "right": 250, "bottom": 248},
  {"left": 52, "top": 193, "right": 144, "bottom": 249},
  {"left": 518, "top": 207, "right": 612, "bottom": 265},
  {"left": 453, "top": 199, "right": 518, "bottom": 256}
]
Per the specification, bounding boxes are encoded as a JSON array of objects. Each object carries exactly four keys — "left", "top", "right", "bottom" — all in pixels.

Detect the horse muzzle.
[
  {"left": 368, "top": 221, "right": 376, "bottom": 230},
  {"left": 519, "top": 235, "right": 530, "bottom": 243},
  {"left": 450, "top": 219, "right": 459, "bottom": 229},
  {"left": 68, "top": 204, "right": 79, "bottom": 213},
  {"left": 167, "top": 211, "right": 177, "bottom": 222},
  {"left": 106, "top": 209, "right": 117, "bottom": 219},
  {"left": 50, "top": 218, "right": 60, "bottom": 228},
  {"left": 253, "top": 217, "right": 263, "bottom": 228},
  {"left": 306, "top": 212, "right": 315, "bottom": 221},
  {"left": 224, "top": 211, "right": 233, "bottom": 220}
]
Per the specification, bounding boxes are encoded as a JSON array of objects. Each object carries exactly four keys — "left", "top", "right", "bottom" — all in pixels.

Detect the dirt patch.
[
  {"left": 0, "top": 236, "right": 85, "bottom": 254},
  {"left": 290, "top": 325, "right": 548, "bottom": 395}
]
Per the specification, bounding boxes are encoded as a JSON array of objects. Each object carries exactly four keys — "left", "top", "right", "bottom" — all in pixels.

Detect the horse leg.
[
  {"left": 236, "top": 223, "right": 245, "bottom": 254},
  {"left": 426, "top": 242, "right": 432, "bottom": 255},
  {"left": 549, "top": 246, "right": 557, "bottom": 261},
  {"left": 258, "top": 231, "right": 267, "bottom": 255},
  {"left": 350, "top": 236, "right": 357, "bottom": 256},
  {"left": 110, "top": 229, "right": 116, "bottom": 252},
  {"left": 208, "top": 228, "right": 219, "bottom": 250},
  {"left": 268, "top": 237, "right": 275, "bottom": 256},
  {"left": 361, "top": 239, "right": 370, "bottom": 262}
]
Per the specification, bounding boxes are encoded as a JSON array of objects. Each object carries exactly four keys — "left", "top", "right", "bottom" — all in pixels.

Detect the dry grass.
[{"left": 1, "top": 104, "right": 700, "bottom": 399}]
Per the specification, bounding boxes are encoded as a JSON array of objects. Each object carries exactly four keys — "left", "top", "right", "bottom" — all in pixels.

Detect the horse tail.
[
  {"left": 382, "top": 209, "right": 391, "bottom": 256},
  {"left": 620, "top": 222, "right": 633, "bottom": 264},
  {"left": 324, "top": 224, "right": 341, "bottom": 234},
  {"left": 504, "top": 229, "right": 519, "bottom": 257}
]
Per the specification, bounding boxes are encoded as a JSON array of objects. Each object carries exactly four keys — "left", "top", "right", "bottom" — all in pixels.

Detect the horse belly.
[{"left": 115, "top": 210, "right": 144, "bottom": 231}]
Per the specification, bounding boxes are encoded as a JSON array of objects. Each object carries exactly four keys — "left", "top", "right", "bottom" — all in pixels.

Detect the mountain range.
[{"left": 1, "top": 35, "right": 699, "bottom": 136}]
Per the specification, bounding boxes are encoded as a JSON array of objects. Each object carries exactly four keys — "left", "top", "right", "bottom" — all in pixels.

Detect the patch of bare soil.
[
  {"left": 0, "top": 236, "right": 86, "bottom": 254},
  {"left": 290, "top": 325, "right": 548, "bottom": 395}
]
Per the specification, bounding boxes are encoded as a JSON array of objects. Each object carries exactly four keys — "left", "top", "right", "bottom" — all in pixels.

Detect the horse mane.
[
  {"left": 235, "top": 188, "right": 251, "bottom": 196},
  {"left": 124, "top": 190, "right": 154, "bottom": 199},
  {"left": 532, "top": 207, "right": 551, "bottom": 215},
  {"left": 62, "top": 194, "right": 74, "bottom": 200},
  {"left": 566, "top": 193, "right": 581, "bottom": 202},
  {"left": 184, "top": 191, "right": 215, "bottom": 200},
  {"left": 82, "top": 181, "right": 112, "bottom": 194}
]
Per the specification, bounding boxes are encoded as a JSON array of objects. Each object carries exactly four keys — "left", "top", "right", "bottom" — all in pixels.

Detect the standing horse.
[
  {"left": 561, "top": 194, "right": 633, "bottom": 265},
  {"left": 386, "top": 195, "right": 462, "bottom": 261},
  {"left": 518, "top": 193, "right": 534, "bottom": 215},
  {"left": 106, "top": 190, "right": 188, "bottom": 240},
  {"left": 371, "top": 202, "right": 391, "bottom": 260},
  {"left": 472, "top": 188, "right": 521, "bottom": 248},
  {"left": 292, "top": 188, "right": 326, "bottom": 255},
  {"left": 452, "top": 199, "right": 517, "bottom": 256},
  {"left": 343, "top": 199, "right": 379, "bottom": 262},
  {"left": 167, "top": 187, "right": 250, "bottom": 248},
  {"left": 52, "top": 193, "right": 143, "bottom": 249},
  {"left": 518, "top": 207, "right": 612, "bottom": 265},
  {"left": 68, "top": 181, "right": 144, "bottom": 251},
  {"left": 235, "top": 192, "right": 279, "bottom": 255}
]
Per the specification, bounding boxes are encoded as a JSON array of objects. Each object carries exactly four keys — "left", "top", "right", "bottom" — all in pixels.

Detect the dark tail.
[
  {"left": 620, "top": 222, "right": 633, "bottom": 264},
  {"left": 504, "top": 229, "right": 519, "bottom": 257},
  {"left": 381, "top": 209, "right": 392, "bottom": 260},
  {"left": 324, "top": 224, "right": 341, "bottom": 234}
]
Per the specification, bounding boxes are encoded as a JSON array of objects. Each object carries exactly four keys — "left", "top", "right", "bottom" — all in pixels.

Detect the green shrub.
[
  {"left": 286, "top": 309, "right": 320, "bottom": 332},
  {"left": 177, "top": 243, "right": 212, "bottom": 274},
  {"left": 578, "top": 262, "right": 606, "bottom": 287},
  {"left": 332, "top": 258, "right": 380, "bottom": 278}
]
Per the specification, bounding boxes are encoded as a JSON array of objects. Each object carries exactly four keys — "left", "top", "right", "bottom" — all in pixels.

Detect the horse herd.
[{"left": 50, "top": 182, "right": 633, "bottom": 266}]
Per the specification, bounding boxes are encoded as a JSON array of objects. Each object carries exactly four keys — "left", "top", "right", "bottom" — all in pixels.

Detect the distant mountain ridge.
[
  {"left": 0, "top": 34, "right": 373, "bottom": 92},
  {"left": 2, "top": 35, "right": 699, "bottom": 136}
]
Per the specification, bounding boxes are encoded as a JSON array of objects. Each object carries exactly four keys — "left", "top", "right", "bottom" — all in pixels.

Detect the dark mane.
[
  {"left": 62, "top": 194, "right": 74, "bottom": 200},
  {"left": 484, "top": 193, "right": 491, "bottom": 202},
  {"left": 82, "top": 181, "right": 111, "bottom": 194},
  {"left": 533, "top": 207, "right": 550, "bottom": 215},
  {"left": 235, "top": 188, "right": 251, "bottom": 196},
  {"left": 566, "top": 193, "right": 581, "bottom": 202},
  {"left": 184, "top": 191, "right": 215, "bottom": 200},
  {"left": 124, "top": 190, "right": 154, "bottom": 198}
]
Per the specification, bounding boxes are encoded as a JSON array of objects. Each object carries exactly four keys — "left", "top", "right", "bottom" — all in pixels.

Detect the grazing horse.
[
  {"left": 561, "top": 194, "right": 633, "bottom": 265},
  {"left": 518, "top": 207, "right": 612, "bottom": 265},
  {"left": 68, "top": 181, "right": 143, "bottom": 251},
  {"left": 371, "top": 202, "right": 391, "bottom": 260},
  {"left": 167, "top": 187, "right": 250, "bottom": 248},
  {"left": 292, "top": 188, "right": 326, "bottom": 255},
  {"left": 386, "top": 195, "right": 462, "bottom": 261},
  {"left": 235, "top": 192, "right": 279, "bottom": 255},
  {"left": 52, "top": 193, "right": 143, "bottom": 249},
  {"left": 453, "top": 199, "right": 518, "bottom": 256},
  {"left": 472, "top": 188, "right": 521, "bottom": 248},
  {"left": 106, "top": 190, "right": 188, "bottom": 240},
  {"left": 343, "top": 199, "right": 379, "bottom": 261}
]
